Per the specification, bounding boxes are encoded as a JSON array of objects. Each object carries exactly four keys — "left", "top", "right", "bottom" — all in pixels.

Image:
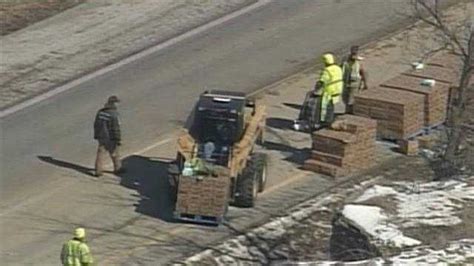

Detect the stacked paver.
[
  {"left": 175, "top": 174, "right": 230, "bottom": 217},
  {"left": 381, "top": 75, "right": 450, "bottom": 127},
  {"left": 304, "top": 115, "right": 377, "bottom": 177},
  {"left": 425, "top": 52, "right": 465, "bottom": 123},
  {"left": 426, "top": 51, "right": 463, "bottom": 71},
  {"left": 403, "top": 62, "right": 459, "bottom": 85},
  {"left": 354, "top": 87, "right": 425, "bottom": 140}
]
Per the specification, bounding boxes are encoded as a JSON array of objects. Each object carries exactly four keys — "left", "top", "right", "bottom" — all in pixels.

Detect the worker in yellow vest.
[
  {"left": 314, "top": 53, "right": 343, "bottom": 128},
  {"left": 60, "top": 228, "right": 94, "bottom": 266},
  {"left": 342, "top": 46, "right": 368, "bottom": 114}
]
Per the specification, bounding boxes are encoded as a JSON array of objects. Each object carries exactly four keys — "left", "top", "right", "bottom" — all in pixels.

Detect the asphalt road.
[{"left": 1, "top": 0, "right": 414, "bottom": 264}]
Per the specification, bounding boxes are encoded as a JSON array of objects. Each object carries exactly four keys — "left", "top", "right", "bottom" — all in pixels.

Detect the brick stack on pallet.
[
  {"left": 381, "top": 75, "right": 450, "bottom": 128},
  {"left": 303, "top": 115, "right": 377, "bottom": 177},
  {"left": 426, "top": 52, "right": 464, "bottom": 122},
  {"left": 403, "top": 63, "right": 459, "bottom": 85},
  {"left": 426, "top": 52, "right": 463, "bottom": 72},
  {"left": 175, "top": 174, "right": 229, "bottom": 217},
  {"left": 354, "top": 87, "right": 425, "bottom": 140}
]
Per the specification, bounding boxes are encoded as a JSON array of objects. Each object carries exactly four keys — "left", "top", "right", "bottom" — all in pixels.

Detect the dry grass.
[{"left": 0, "top": 0, "right": 84, "bottom": 35}]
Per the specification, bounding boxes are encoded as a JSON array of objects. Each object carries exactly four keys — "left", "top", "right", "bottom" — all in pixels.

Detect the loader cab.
[{"left": 192, "top": 90, "right": 248, "bottom": 165}]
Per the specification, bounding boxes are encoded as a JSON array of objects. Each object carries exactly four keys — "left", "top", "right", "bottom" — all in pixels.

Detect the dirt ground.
[{"left": 0, "top": 0, "right": 84, "bottom": 35}]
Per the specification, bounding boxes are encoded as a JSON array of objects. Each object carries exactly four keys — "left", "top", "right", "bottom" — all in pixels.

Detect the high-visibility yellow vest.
[
  {"left": 342, "top": 59, "right": 362, "bottom": 88},
  {"left": 61, "top": 239, "right": 93, "bottom": 266},
  {"left": 319, "top": 64, "right": 343, "bottom": 103}
]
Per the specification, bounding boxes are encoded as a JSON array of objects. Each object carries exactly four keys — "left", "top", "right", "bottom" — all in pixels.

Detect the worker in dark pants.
[{"left": 93, "top": 95, "right": 124, "bottom": 177}]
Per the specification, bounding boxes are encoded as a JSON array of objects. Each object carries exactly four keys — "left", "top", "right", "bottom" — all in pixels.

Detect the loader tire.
[
  {"left": 234, "top": 158, "right": 259, "bottom": 208},
  {"left": 254, "top": 153, "right": 268, "bottom": 192}
]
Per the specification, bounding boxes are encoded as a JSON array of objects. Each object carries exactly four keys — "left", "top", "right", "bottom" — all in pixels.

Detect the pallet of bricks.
[
  {"left": 303, "top": 115, "right": 377, "bottom": 177},
  {"left": 380, "top": 74, "right": 450, "bottom": 130},
  {"left": 405, "top": 51, "right": 461, "bottom": 127},
  {"left": 353, "top": 51, "right": 460, "bottom": 155},
  {"left": 354, "top": 87, "right": 425, "bottom": 139},
  {"left": 353, "top": 86, "right": 425, "bottom": 155},
  {"left": 175, "top": 173, "right": 230, "bottom": 220}
]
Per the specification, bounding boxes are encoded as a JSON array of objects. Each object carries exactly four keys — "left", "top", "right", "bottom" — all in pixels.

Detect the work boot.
[
  {"left": 94, "top": 171, "right": 103, "bottom": 177},
  {"left": 114, "top": 167, "right": 126, "bottom": 175}
]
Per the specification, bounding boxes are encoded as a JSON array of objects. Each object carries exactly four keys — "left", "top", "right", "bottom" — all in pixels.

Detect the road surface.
[{"left": 1, "top": 0, "right": 413, "bottom": 264}]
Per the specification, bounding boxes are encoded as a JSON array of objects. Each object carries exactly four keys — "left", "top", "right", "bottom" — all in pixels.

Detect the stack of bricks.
[
  {"left": 403, "top": 62, "right": 459, "bottom": 85},
  {"left": 354, "top": 87, "right": 425, "bottom": 140},
  {"left": 426, "top": 52, "right": 465, "bottom": 123},
  {"left": 426, "top": 51, "right": 463, "bottom": 72},
  {"left": 303, "top": 115, "right": 377, "bottom": 177},
  {"left": 381, "top": 75, "right": 450, "bottom": 128},
  {"left": 176, "top": 174, "right": 230, "bottom": 217}
]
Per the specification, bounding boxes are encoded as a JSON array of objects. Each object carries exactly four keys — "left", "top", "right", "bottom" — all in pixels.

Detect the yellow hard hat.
[
  {"left": 322, "top": 53, "right": 335, "bottom": 65},
  {"left": 74, "top": 228, "right": 86, "bottom": 239}
]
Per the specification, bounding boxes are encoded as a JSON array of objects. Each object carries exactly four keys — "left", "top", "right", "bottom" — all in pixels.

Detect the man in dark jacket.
[{"left": 94, "top": 95, "right": 123, "bottom": 177}]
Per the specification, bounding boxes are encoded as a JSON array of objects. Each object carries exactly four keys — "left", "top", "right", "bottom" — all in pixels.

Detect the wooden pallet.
[
  {"left": 377, "top": 128, "right": 426, "bottom": 143},
  {"left": 424, "top": 121, "right": 445, "bottom": 134},
  {"left": 174, "top": 211, "right": 224, "bottom": 225}
]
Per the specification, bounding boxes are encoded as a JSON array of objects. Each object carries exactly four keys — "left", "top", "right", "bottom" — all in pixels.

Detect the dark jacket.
[{"left": 94, "top": 104, "right": 121, "bottom": 144}]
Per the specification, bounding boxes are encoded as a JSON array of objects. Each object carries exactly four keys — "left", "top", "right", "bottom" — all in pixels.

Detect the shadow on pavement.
[
  {"left": 283, "top": 102, "right": 303, "bottom": 110},
  {"left": 117, "top": 155, "right": 176, "bottom": 222},
  {"left": 37, "top": 155, "right": 94, "bottom": 176},
  {"left": 263, "top": 141, "right": 310, "bottom": 165},
  {"left": 266, "top": 117, "right": 295, "bottom": 130}
]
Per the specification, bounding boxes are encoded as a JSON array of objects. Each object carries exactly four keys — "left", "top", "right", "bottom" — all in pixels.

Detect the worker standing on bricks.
[
  {"left": 314, "top": 53, "right": 343, "bottom": 128},
  {"left": 60, "top": 228, "right": 94, "bottom": 266},
  {"left": 342, "top": 45, "right": 368, "bottom": 114},
  {"left": 93, "top": 95, "right": 124, "bottom": 177}
]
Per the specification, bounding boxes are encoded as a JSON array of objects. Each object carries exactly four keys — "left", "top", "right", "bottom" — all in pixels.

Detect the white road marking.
[
  {"left": 0, "top": 137, "right": 175, "bottom": 217},
  {"left": 0, "top": 0, "right": 273, "bottom": 118},
  {"left": 133, "top": 137, "right": 174, "bottom": 155}
]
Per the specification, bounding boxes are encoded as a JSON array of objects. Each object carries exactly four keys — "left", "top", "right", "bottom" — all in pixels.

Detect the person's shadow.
[
  {"left": 37, "top": 156, "right": 95, "bottom": 176},
  {"left": 263, "top": 141, "right": 310, "bottom": 165},
  {"left": 38, "top": 154, "right": 175, "bottom": 222}
]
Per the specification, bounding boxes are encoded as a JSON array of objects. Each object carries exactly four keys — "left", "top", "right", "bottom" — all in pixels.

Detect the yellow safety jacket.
[
  {"left": 319, "top": 64, "right": 343, "bottom": 103},
  {"left": 60, "top": 239, "right": 93, "bottom": 266},
  {"left": 318, "top": 64, "right": 343, "bottom": 121}
]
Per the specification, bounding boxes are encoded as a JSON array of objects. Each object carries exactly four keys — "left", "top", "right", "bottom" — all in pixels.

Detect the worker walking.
[
  {"left": 314, "top": 53, "right": 343, "bottom": 128},
  {"left": 94, "top": 95, "right": 123, "bottom": 177},
  {"left": 342, "top": 46, "right": 368, "bottom": 114},
  {"left": 60, "top": 228, "right": 94, "bottom": 266}
]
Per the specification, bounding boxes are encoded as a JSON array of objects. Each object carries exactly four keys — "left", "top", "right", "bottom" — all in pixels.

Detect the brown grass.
[{"left": 0, "top": 0, "right": 84, "bottom": 35}]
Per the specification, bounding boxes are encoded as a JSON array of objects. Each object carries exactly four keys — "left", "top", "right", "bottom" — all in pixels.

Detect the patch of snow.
[
  {"left": 354, "top": 179, "right": 474, "bottom": 228},
  {"left": 355, "top": 185, "right": 397, "bottom": 202},
  {"left": 387, "top": 238, "right": 474, "bottom": 265},
  {"left": 184, "top": 193, "right": 340, "bottom": 264},
  {"left": 183, "top": 177, "right": 473, "bottom": 265},
  {"left": 396, "top": 180, "right": 474, "bottom": 227},
  {"left": 342, "top": 204, "right": 421, "bottom": 248}
]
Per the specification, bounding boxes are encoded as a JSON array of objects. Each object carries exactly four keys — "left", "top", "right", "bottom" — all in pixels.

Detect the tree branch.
[{"left": 414, "top": 0, "right": 469, "bottom": 58}]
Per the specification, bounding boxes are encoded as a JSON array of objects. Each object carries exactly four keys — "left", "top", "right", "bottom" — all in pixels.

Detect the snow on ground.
[
  {"left": 356, "top": 177, "right": 474, "bottom": 227},
  {"left": 183, "top": 193, "right": 348, "bottom": 265},
  {"left": 342, "top": 204, "right": 421, "bottom": 248},
  {"left": 387, "top": 238, "right": 474, "bottom": 265},
  {"left": 182, "top": 176, "right": 473, "bottom": 265},
  {"left": 311, "top": 239, "right": 474, "bottom": 265}
]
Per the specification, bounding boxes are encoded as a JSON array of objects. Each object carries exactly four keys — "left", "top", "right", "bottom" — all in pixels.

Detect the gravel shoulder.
[{"left": 0, "top": 0, "right": 255, "bottom": 110}]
